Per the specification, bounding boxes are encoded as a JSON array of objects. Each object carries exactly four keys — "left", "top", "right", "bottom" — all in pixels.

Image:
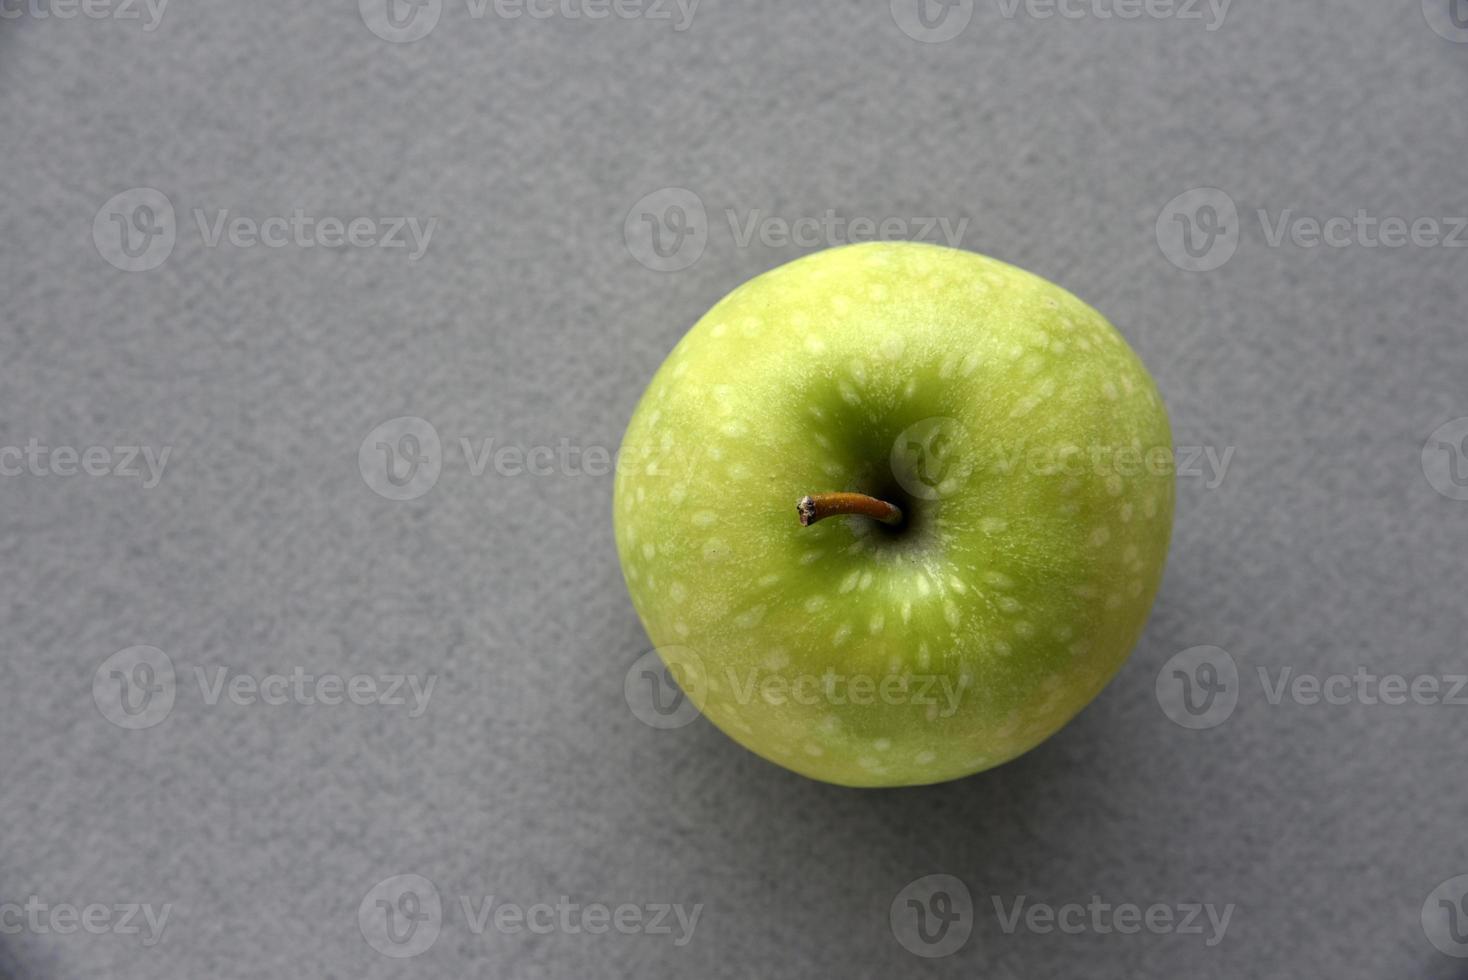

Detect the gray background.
[{"left": 2, "top": 1, "right": 1467, "bottom": 977}]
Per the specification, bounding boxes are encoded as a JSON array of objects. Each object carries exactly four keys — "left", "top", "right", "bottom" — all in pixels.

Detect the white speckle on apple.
[
  {"left": 869, "top": 613, "right": 885, "bottom": 635},
  {"left": 832, "top": 625, "right": 852, "bottom": 646},
  {"left": 1090, "top": 527, "right": 1111, "bottom": 547},
  {"left": 1119, "top": 502, "right": 1133, "bottom": 523},
  {"left": 858, "top": 756, "right": 880, "bottom": 770},
  {"left": 734, "top": 605, "right": 766, "bottom": 629},
  {"left": 983, "top": 571, "right": 1013, "bottom": 589},
  {"left": 943, "top": 600, "right": 961, "bottom": 628},
  {"left": 1015, "top": 621, "right": 1035, "bottom": 639},
  {"left": 873, "top": 738, "right": 892, "bottom": 752},
  {"left": 998, "top": 597, "right": 1022, "bottom": 614},
  {"left": 949, "top": 576, "right": 967, "bottom": 594},
  {"left": 803, "top": 595, "right": 826, "bottom": 613},
  {"left": 669, "top": 582, "right": 687, "bottom": 604},
  {"left": 758, "top": 573, "right": 780, "bottom": 588},
  {"left": 961, "top": 352, "right": 982, "bottom": 376},
  {"left": 692, "top": 510, "right": 716, "bottom": 527},
  {"left": 642, "top": 543, "right": 656, "bottom": 559},
  {"left": 800, "top": 551, "right": 821, "bottom": 565},
  {"left": 674, "top": 621, "right": 689, "bottom": 637},
  {"left": 979, "top": 517, "right": 1008, "bottom": 534},
  {"left": 994, "top": 640, "right": 1012, "bottom": 656},
  {"left": 839, "top": 570, "right": 860, "bottom": 593},
  {"left": 701, "top": 539, "right": 729, "bottom": 561},
  {"left": 804, "top": 744, "right": 824, "bottom": 757},
  {"left": 916, "top": 751, "right": 937, "bottom": 764},
  {"left": 711, "top": 322, "right": 727, "bottom": 337},
  {"left": 804, "top": 335, "right": 825, "bottom": 355},
  {"left": 1102, "top": 381, "right": 1119, "bottom": 401},
  {"left": 901, "top": 601, "right": 913, "bottom": 624},
  {"left": 859, "top": 571, "right": 874, "bottom": 590}
]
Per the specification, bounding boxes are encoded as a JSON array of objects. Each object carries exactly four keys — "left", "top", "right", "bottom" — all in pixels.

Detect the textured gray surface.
[{"left": 2, "top": 1, "right": 1468, "bottom": 977}]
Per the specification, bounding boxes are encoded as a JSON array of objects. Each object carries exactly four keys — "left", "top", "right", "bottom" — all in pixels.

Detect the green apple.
[{"left": 615, "top": 242, "right": 1173, "bottom": 788}]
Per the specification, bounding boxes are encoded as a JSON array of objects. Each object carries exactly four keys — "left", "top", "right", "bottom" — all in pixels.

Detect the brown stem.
[{"left": 797, "top": 492, "right": 904, "bottom": 528}]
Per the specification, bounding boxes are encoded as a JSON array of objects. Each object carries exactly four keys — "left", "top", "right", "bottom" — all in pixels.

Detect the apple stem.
[{"left": 797, "top": 493, "right": 904, "bottom": 528}]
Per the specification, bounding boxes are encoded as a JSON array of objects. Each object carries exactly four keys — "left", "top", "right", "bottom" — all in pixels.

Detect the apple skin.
[{"left": 615, "top": 242, "right": 1173, "bottom": 788}]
